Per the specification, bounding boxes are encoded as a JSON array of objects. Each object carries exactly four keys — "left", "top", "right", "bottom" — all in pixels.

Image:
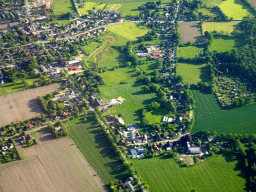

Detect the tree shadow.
[{"left": 27, "top": 99, "right": 44, "bottom": 113}]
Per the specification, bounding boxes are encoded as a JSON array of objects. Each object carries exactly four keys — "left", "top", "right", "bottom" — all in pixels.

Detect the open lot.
[
  {"left": 0, "top": 83, "right": 60, "bottom": 127},
  {"left": 179, "top": 22, "right": 207, "bottom": 44},
  {"left": 106, "top": 23, "right": 149, "bottom": 41},
  {"left": 133, "top": 155, "right": 246, "bottom": 192},
  {"left": 0, "top": 130, "right": 106, "bottom": 192},
  {"left": 52, "top": 0, "right": 75, "bottom": 15},
  {"left": 219, "top": 0, "right": 253, "bottom": 20},
  {"left": 202, "top": 22, "right": 239, "bottom": 35}
]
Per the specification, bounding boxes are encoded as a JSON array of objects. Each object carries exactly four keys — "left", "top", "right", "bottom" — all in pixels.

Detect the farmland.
[
  {"left": 0, "top": 83, "right": 60, "bottom": 127},
  {"left": 211, "top": 36, "right": 244, "bottom": 52},
  {"left": 192, "top": 90, "right": 256, "bottom": 134},
  {"left": 105, "top": 23, "right": 149, "bottom": 41},
  {"left": 105, "top": 4, "right": 121, "bottom": 11},
  {"left": 248, "top": 0, "right": 256, "bottom": 9},
  {"left": 133, "top": 155, "right": 246, "bottom": 192},
  {"left": 0, "top": 132, "right": 105, "bottom": 192},
  {"left": 179, "top": 22, "right": 207, "bottom": 44},
  {"left": 117, "top": 2, "right": 142, "bottom": 17},
  {"left": 79, "top": 2, "right": 106, "bottom": 15},
  {"left": 219, "top": 0, "right": 253, "bottom": 20},
  {"left": 177, "top": 45, "right": 204, "bottom": 59},
  {"left": 176, "top": 63, "right": 210, "bottom": 85},
  {"left": 52, "top": 0, "right": 75, "bottom": 15},
  {"left": 187, "top": 0, "right": 223, "bottom": 7},
  {"left": 202, "top": 22, "right": 239, "bottom": 35},
  {"left": 66, "top": 115, "right": 129, "bottom": 183}
]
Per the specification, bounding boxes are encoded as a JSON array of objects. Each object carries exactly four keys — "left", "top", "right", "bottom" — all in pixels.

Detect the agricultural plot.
[
  {"left": 197, "top": 8, "right": 216, "bottom": 16},
  {"left": 133, "top": 155, "right": 246, "bottom": 192},
  {"left": 219, "top": 0, "right": 253, "bottom": 20},
  {"left": 202, "top": 22, "right": 239, "bottom": 35},
  {"left": 117, "top": 2, "right": 142, "bottom": 17},
  {"left": 179, "top": 22, "right": 207, "bottom": 44},
  {"left": 79, "top": 2, "right": 106, "bottom": 15},
  {"left": 52, "top": 0, "right": 75, "bottom": 15},
  {"left": 211, "top": 36, "right": 244, "bottom": 52},
  {"left": 176, "top": 63, "right": 210, "bottom": 85},
  {"left": 104, "top": 4, "right": 121, "bottom": 11},
  {"left": 248, "top": 0, "right": 256, "bottom": 9},
  {"left": 186, "top": 0, "right": 223, "bottom": 7},
  {"left": 67, "top": 115, "right": 129, "bottom": 183},
  {"left": 0, "top": 83, "right": 60, "bottom": 127},
  {"left": 177, "top": 45, "right": 204, "bottom": 59},
  {"left": 0, "top": 133, "right": 105, "bottom": 192},
  {"left": 105, "top": 23, "right": 149, "bottom": 41}
]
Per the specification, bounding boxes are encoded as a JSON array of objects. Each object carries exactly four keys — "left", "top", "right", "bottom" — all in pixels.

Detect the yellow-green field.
[
  {"left": 177, "top": 45, "right": 204, "bottom": 59},
  {"left": 202, "top": 22, "right": 239, "bottom": 35},
  {"left": 219, "top": 0, "right": 253, "bottom": 20},
  {"left": 79, "top": 2, "right": 106, "bottom": 15},
  {"left": 52, "top": 0, "right": 75, "bottom": 15},
  {"left": 105, "top": 4, "right": 121, "bottom": 11},
  {"left": 106, "top": 23, "right": 149, "bottom": 41},
  {"left": 176, "top": 63, "right": 210, "bottom": 85}
]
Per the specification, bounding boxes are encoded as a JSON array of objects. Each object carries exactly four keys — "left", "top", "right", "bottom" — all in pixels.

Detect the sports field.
[
  {"left": 67, "top": 115, "right": 129, "bottom": 183},
  {"left": 219, "top": 0, "right": 253, "bottom": 20},
  {"left": 52, "top": 0, "right": 75, "bottom": 15},
  {"left": 79, "top": 2, "right": 106, "bottom": 15},
  {"left": 0, "top": 83, "right": 60, "bottom": 127},
  {"left": 133, "top": 155, "right": 246, "bottom": 192},
  {"left": 211, "top": 36, "right": 244, "bottom": 52},
  {"left": 176, "top": 63, "right": 210, "bottom": 85},
  {"left": 0, "top": 133, "right": 105, "bottom": 192},
  {"left": 177, "top": 45, "right": 204, "bottom": 59},
  {"left": 106, "top": 23, "right": 149, "bottom": 41},
  {"left": 202, "top": 22, "right": 239, "bottom": 35}
]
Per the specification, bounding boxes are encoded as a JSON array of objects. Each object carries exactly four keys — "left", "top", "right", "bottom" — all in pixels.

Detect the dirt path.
[{"left": 83, "top": 42, "right": 107, "bottom": 62}]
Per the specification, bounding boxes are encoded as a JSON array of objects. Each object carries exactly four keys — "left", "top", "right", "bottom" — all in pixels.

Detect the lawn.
[
  {"left": 0, "top": 78, "right": 39, "bottom": 96},
  {"left": 106, "top": 23, "right": 149, "bottom": 41},
  {"left": 176, "top": 63, "right": 210, "bottom": 85},
  {"left": 192, "top": 90, "right": 256, "bottom": 135},
  {"left": 145, "top": 108, "right": 170, "bottom": 124},
  {"left": 105, "top": 4, "right": 122, "bottom": 11},
  {"left": 45, "top": 20, "right": 71, "bottom": 26},
  {"left": 197, "top": 8, "right": 216, "bottom": 16},
  {"left": 177, "top": 45, "right": 204, "bottom": 59},
  {"left": 202, "top": 22, "right": 239, "bottom": 35},
  {"left": 211, "top": 35, "right": 244, "bottom": 52},
  {"left": 52, "top": 0, "right": 75, "bottom": 15},
  {"left": 219, "top": 0, "right": 253, "bottom": 20},
  {"left": 67, "top": 114, "right": 129, "bottom": 183},
  {"left": 133, "top": 155, "right": 246, "bottom": 192},
  {"left": 79, "top": 2, "right": 106, "bottom": 15},
  {"left": 99, "top": 67, "right": 157, "bottom": 124}
]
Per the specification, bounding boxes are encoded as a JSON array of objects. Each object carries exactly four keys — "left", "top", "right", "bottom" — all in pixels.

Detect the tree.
[{"left": 175, "top": 75, "right": 183, "bottom": 83}]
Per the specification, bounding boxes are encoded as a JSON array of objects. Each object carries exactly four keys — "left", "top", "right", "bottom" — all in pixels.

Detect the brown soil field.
[
  {"left": 248, "top": 0, "right": 256, "bottom": 9},
  {"left": 0, "top": 130, "right": 106, "bottom": 192},
  {"left": 0, "top": 83, "right": 60, "bottom": 127},
  {"left": 179, "top": 21, "right": 207, "bottom": 44}
]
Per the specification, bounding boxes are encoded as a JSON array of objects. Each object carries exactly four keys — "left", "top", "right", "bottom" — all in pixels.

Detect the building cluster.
[
  {"left": 19, "top": 131, "right": 34, "bottom": 146},
  {"left": 1, "top": 142, "right": 14, "bottom": 156}
]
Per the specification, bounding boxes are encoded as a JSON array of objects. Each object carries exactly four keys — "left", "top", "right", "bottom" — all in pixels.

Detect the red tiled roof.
[{"left": 69, "top": 65, "right": 79, "bottom": 70}]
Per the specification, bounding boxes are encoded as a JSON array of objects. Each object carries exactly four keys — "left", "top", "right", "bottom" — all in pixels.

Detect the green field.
[
  {"left": 79, "top": 2, "right": 106, "bottom": 15},
  {"left": 176, "top": 63, "right": 210, "bottom": 85},
  {"left": 0, "top": 78, "right": 39, "bottom": 96},
  {"left": 133, "top": 155, "right": 246, "bottom": 192},
  {"left": 81, "top": 41, "right": 102, "bottom": 55},
  {"left": 219, "top": 0, "right": 253, "bottom": 20},
  {"left": 67, "top": 114, "right": 129, "bottom": 183},
  {"left": 211, "top": 36, "right": 244, "bottom": 52},
  {"left": 117, "top": 2, "right": 142, "bottom": 17},
  {"left": 106, "top": 23, "right": 149, "bottom": 41},
  {"left": 202, "top": 22, "right": 239, "bottom": 35},
  {"left": 187, "top": 0, "right": 223, "bottom": 7},
  {"left": 145, "top": 108, "right": 170, "bottom": 124},
  {"left": 52, "top": 0, "right": 75, "bottom": 15},
  {"left": 45, "top": 20, "right": 71, "bottom": 26},
  {"left": 177, "top": 45, "right": 204, "bottom": 59},
  {"left": 197, "top": 8, "right": 216, "bottom": 16},
  {"left": 105, "top": 4, "right": 121, "bottom": 11}
]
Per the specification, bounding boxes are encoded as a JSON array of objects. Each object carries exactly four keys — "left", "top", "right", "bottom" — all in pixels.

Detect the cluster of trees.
[
  {"left": 48, "top": 121, "right": 67, "bottom": 138},
  {"left": 0, "top": 140, "right": 21, "bottom": 164}
]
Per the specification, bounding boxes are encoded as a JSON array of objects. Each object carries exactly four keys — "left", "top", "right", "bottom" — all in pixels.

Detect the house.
[
  {"left": 189, "top": 147, "right": 201, "bottom": 154},
  {"left": 67, "top": 59, "right": 79, "bottom": 66},
  {"left": 68, "top": 65, "right": 79, "bottom": 70},
  {"left": 43, "top": 2, "right": 51, "bottom": 9},
  {"left": 63, "top": 112, "right": 69, "bottom": 117},
  {"left": 149, "top": 51, "right": 162, "bottom": 59}
]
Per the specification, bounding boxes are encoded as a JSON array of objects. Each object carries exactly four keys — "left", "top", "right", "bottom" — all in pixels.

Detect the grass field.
[
  {"left": 211, "top": 35, "right": 244, "bottom": 52},
  {"left": 176, "top": 63, "right": 210, "bottom": 85},
  {"left": 177, "top": 45, "right": 204, "bottom": 59},
  {"left": 46, "top": 19, "right": 71, "bottom": 26},
  {"left": 67, "top": 114, "right": 129, "bottom": 183},
  {"left": 106, "top": 23, "right": 149, "bottom": 41},
  {"left": 0, "top": 78, "right": 39, "bottom": 96},
  {"left": 197, "top": 8, "right": 216, "bottom": 16},
  {"left": 81, "top": 41, "right": 102, "bottom": 55},
  {"left": 187, "top": 0, "right": 223, "bottom": 7},
  {"left": 202, "top": 22, "right": 239, "bottom": 35},
  {"left": 52, "top": 0, "right": 75, "bottom": 15},
  {"left": 248, "top": 0, "right": 256, "bottom": 9},
  {"left": 219, "top": 0, "right": 253, "bottom": 20},
  {"left": 117, "top": 2, "right": 142, "bottom": 17},
  {"left": 133, "top": 155, "right": 246, "bottom": 192},
  {"left": 105, "top": 4, "right": 121, "bottom": 11},
  {"left": 79, "top": 2, "right": 106, "bottom": 15}
]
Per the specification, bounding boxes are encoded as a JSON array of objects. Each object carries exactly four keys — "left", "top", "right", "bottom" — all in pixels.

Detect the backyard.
[{"left": 133, "top": 155, "right": 246, "bottom": 192}]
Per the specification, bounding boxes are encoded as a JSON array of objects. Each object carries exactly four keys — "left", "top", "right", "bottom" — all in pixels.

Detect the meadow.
[
  {"left": 81, "top": 41, "right": 102, "bottom": 55},
  {"left": 187, "top": 0, "right": 223, "bottom": 7},
  {"left": 106, "top": 23, "right": 149, "bottom": 41},
  {"left": 133, "top": 155, "right": 246, "bottom": 192},
  {"left": 176, "top": 62, "right": 210, "bottom": 85},
  {"left": 67, "top": 114, "right": 129, "bottom": 183},
  {"left": 197, "top": 8, "right": 216, "bottom": 16},
  {"left": 79, "top": 2, "right": 106, "bottom": 15},
  {"left": 52, "top": 0, "right": 75, "bottom": 15},
  {"left": 202, "top": 22, "right": 239, "bottom": 35},
  {"left": 105, "top": 4, "right": 122, "bottom": 11},
  {"left": 219, "top": 0, "right": 253, "bottom": 20},
  {"left": 177, "top": 45, "right": 204, "bottom": 59},
  {"left": 117, "top": 2, "right": 142, "bottom": 17},
  {"left": 211, "top": 35, "right": 244, "bottom": 52}
]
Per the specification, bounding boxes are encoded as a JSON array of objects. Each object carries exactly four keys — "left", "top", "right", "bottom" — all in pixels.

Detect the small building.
[
  {"left": 68, "top": 65, "right": 79, "bottom": 70},
  {"left": 67, "top": 59, "right": 79, "bottom": 66},
  {"left": 189, "top": 147, "right": 201, "bottom": 154}
]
